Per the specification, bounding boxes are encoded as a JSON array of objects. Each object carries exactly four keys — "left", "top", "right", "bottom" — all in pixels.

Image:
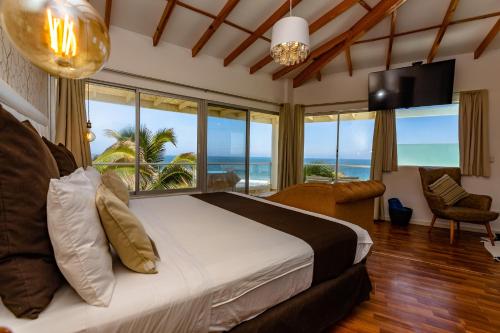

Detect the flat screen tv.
[{"left": 368, "top": 59, "right": 455, "bottom": 110}]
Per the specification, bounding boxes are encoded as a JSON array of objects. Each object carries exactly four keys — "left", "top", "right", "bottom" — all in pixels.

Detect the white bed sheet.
[{"left": 130, "top": 195, "right": 315, "bottom": 331}]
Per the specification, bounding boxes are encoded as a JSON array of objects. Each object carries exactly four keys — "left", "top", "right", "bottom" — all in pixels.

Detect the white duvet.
[{"left": 0, "top": 193, "right": 372, "bottom": 333}]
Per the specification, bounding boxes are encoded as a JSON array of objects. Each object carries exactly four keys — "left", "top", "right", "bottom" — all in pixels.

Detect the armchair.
[{"left": 419, "top": 167, "right": 498, "bottom": 245}]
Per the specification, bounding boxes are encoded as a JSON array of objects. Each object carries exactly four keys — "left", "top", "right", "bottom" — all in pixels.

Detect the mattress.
[{"left": 0, "top": 193, "right": 372, "bottom": 333}]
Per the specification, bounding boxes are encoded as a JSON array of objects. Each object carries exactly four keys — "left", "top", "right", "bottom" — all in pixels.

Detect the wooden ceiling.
[{"left": 91, "top": 0, "right": 500, "bottom": 88}]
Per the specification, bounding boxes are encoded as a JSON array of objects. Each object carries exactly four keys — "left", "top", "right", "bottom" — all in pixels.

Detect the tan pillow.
[
  {"left": 429, "top": 174, "right": 469, "bottom": 206},
  {"left": 102, "top": 171, "right": 129, "bottom": 205},
  {"left": 96, "top": 185, "right": 157, "bottom": 273}
]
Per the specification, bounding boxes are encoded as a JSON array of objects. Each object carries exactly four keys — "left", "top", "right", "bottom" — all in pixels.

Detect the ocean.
[{"left": 163, "top": 143, "right": 459, "bottom": 184}]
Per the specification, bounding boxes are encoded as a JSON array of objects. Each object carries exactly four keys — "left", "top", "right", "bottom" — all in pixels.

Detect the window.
[
  {"left": 139, "top": 93, "right": 198, "bottom": 191},
  {"left": 304, "top": 114, "right": 338, "bottom": 182},
  {"left": 207, "top": 104, "right": 247, "bottom": 193},
  {"left": 86, "top": 82, "right": 279, "bottom": 196},
  {"left": 304, "top": 111, "right": 375, "bottom": 182},
  {"left": 338, "top": 112, "right": 375, "bottom": 181},
  {"left": 250, "top": 111, "right": 279, "bottom": 194},
  {"left": 86, "top": 83, "right": 136, "bottom": 191},
  {"left": 396, "top": 104, "right": 459, "bottom": 167}
]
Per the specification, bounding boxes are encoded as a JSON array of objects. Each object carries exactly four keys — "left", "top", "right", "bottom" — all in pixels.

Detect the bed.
[
  {"left": 1, "top": 192, "right": 372, "bottom": 333},
  {"left": 0, "top": 78, "right": 372, "bottom": 333}
]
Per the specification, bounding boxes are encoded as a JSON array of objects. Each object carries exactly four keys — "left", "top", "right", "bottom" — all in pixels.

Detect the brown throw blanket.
[{"left": 191, "top": 192, "right": 358, "bottom": 285}]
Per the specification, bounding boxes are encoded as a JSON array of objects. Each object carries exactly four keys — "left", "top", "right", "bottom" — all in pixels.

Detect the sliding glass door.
[
  {"left": 207, "top": 104, "right": 248, "bottom": 193},
  {"left": 86, "top": 81, "right": 279, "bottom": 196},
  {"left": 304, "top": 110, "right": 375, "bottom": 183},
  {"left": 139, "top": 93, "right": 199, "bottom": 192}
]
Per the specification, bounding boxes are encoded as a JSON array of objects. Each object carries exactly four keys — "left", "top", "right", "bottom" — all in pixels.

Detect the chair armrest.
[
  {"left": 424, "top": 191, "right": 446, "bottom": 211},
  {"left": 455, "top": 193, "right": 492, "bottom": 211}
]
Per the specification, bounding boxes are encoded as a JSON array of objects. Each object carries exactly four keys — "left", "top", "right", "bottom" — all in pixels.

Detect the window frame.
[
  {"left": 86, "top": 79, "right": 279, "bottom": 196},
  {"left": 395, "top": 102, "right": 460, "bottom": 168},
  {"left": 304, "top": 109, "right": 375, "bottom": 183}
]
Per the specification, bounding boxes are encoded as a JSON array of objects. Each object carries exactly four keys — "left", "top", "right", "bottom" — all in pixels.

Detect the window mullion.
[{"left": 134, "top": 90, "right": 140, "bottom": 194}]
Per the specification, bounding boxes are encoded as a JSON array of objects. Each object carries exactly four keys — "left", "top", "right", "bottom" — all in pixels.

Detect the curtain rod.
[
  {"left": 101, "top": 68, "right": 282, "bottom": 107},
  {"left": 304, "top": 99, "right": 368, "bottom": 107}
]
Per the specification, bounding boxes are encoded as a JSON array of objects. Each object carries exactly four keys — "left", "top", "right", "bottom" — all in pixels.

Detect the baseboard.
[{"left": 383, "top": 216, "right": 499, "bottom": 234}]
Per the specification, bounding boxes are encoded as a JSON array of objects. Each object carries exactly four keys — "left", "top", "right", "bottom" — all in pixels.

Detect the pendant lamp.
[
  {"left": 270, "top": 0, "right": 310, "bottom": 66},
  {"left": 0, "top": 0, "right": 110, "bottom": 79}
]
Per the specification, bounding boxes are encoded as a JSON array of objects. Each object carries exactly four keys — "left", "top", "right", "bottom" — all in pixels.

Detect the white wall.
[
  {"left": 295, "top": 49, "right": 500, "bottom": 232},
  {"left": 92, "top": 26, "right": 284, "bottom": 112}
]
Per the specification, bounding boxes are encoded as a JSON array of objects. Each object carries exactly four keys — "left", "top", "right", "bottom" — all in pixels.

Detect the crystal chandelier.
[
  {"left": 0, "top": 0, "right": 110, "bottom": 79},
  {"left": 270, "top": 0, "right": 310, "bottom": 66}
]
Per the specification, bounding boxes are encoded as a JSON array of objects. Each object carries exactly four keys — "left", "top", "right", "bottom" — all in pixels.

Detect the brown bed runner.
[{"left": 191, "top": 192, "right": 357, "bottom": 285}]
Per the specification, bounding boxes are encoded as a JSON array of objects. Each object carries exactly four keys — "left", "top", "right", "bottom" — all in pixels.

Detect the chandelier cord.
[{"left": 289, "top": 0, "right": 292, "bottom": 16}]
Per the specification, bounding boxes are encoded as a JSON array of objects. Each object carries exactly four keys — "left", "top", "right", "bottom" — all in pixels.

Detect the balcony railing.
[
  {"left": 92, "top": 161, "right": 274, "bottom": 193},
  {"left": 304, "top": 162, "right": 371, "bottom": 182}
]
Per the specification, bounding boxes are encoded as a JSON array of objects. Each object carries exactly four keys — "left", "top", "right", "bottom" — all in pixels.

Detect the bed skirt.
[{"left": 228, "top": 262, "right": 371, "bottom": 333}]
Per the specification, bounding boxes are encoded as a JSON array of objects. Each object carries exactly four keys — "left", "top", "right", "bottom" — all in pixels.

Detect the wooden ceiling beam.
[
  {"left": 224, "top": 0, "right": 302, "bottom": 67},
  {"left": 386, "top": 11, "right": 396, "bottom": 69},
  {"left": 272, "top": 31, "right": 349, "bottom": 80},
  {"left": 293, "top": 0, "right": 406, "bottom": 88},
  {"left": 250, "top": 0, "right": 358, "bottom": 74},
  {"left": 192, "top": 0, "right": 240, "bottom": 57},
  {"left": 355, "top": 11, "right": 500, "bottom": 44},
  {"left": 358, "top": 0, "right": 372, "bottom": 11},
  {"left": 474, "top": 18, "right": 500, "bottom": 59},
  {"left": 176, "top": 1, "right": 270, "bottom": 42},
  {"left": 345, "top": 46, "right": 353, "bottom": 76},
  {"left": 104, "top": 0, "right": 112, "bottom": 29},
  {"left": 427, "top": 0, "right": 460, "bottom": 63},
  {"left": 153, "top": 0, "right": 178, "bottom": 46}
]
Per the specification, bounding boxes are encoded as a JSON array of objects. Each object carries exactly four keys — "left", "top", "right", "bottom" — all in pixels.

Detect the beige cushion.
[
  {"left": 96, "top": 185, "right": 157, "bottom": 273},
  {"left": 429, "top": 174, "right": 469, "bottom": 206},
  {"left": 102, "top": 171, "right": 129, "bottom": 205}
]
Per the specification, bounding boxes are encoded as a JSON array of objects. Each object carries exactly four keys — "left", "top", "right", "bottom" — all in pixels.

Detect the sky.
[
  {"left": 90, "top": 100, "right": 459, "bottom": 162},
  {"left": 89, "top": 100, "right": 273, "bottom": 158}
]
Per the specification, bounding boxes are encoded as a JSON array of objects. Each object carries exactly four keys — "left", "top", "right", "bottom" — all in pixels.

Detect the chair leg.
[
  {"left": 450, "top": 220, "right": 455, "bottom": 245},
  {"left": 485, "top": 222, "right": 495, "bottom": 246},
  {"left": 429, "top": 215, "right": 437, "bottom": 234}
]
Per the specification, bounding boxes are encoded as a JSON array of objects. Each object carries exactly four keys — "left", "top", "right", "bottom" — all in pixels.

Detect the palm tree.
[{"left": 93, "top": 126, "right": 196, "bottom": 190}]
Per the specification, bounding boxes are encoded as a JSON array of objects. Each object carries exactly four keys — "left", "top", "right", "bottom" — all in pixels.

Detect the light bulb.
[
  {"left": 86, "top": 129, "right": 96, "bottom": 142},
  {"left": 0, "top": 0, "right": 110, "bottom": 79},
  {"left": 86, "top": 120, "right": 95, "bottom": 142}
]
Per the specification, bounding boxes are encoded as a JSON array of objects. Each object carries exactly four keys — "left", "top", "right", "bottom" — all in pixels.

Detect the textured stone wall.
[{"left": 0, "top": 26, "right": 48, "bottom": 115}]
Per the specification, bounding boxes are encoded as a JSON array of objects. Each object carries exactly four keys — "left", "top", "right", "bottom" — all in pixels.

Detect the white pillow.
[
  {"left": 47, "top": 168, "right": 115, "bottom": 306},
  {"left": 85, "top": 166, "right": 102, "bottom": 189}
]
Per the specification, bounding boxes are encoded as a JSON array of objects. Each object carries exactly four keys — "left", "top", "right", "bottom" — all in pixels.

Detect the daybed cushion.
[
  {"left": 47, "top": 168, "right": 115, "bottom": 306},
  {"left": 0, "top": 106, "right": 62, "bottom": 318},
  {"left": 42, "top": 137, "right": 78, "bottom": 176},
  {"left": 96, "top": 185, "right": 157, "bottom": 273},
  {"left": 102, "top": 171, "right": 129, "bottom": 205}
]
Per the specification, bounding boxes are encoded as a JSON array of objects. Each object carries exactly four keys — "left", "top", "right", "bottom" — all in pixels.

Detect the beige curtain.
[
  {"left": 55, "top": 78, "right": 92, "bottom": 168},
  {"left": 370, "top": 109, "right": 398, "bottom": 220},
  {"left": 278, "top": 103, "right": 305, "bottom": 190},
  {"left": 459, "top": 90, "right": 490, "bottom": 177}
]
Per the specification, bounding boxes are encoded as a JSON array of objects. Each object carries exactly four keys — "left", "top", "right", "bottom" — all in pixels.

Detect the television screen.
[{"left": 368, "top": 59, "right": 455, "bottom": 110}]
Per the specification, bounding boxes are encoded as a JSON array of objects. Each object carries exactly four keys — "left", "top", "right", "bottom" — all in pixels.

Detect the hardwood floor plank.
[{"left": 330, "top": 222, "right": 500, "bottom": 333}]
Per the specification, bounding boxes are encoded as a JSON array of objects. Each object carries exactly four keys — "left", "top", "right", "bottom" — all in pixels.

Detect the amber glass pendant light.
[{"left": 0, "top": 0, "right": 110, "bottom": 79}]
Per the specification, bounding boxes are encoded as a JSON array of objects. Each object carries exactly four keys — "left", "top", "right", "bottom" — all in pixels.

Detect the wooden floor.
[{"left": 331, "top": 222, "right": 500, "bottom": 333}]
